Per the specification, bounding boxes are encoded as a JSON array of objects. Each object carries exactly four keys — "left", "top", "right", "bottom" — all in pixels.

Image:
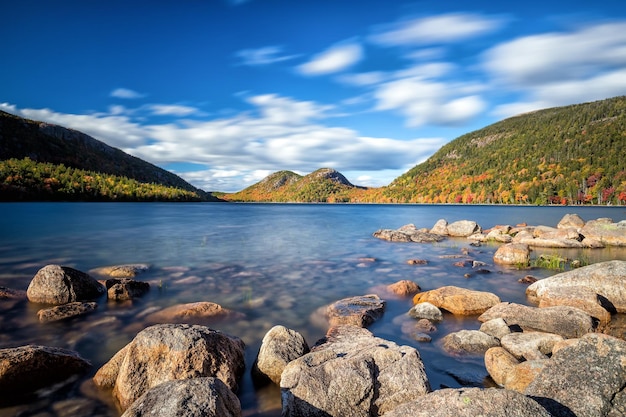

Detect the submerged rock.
[
  {"left": 27, "top": 265, "right": 105, "bottom": 305},
  {"left": 145, "top": 301, "right": 244, "bottom": 324},
  {"left": 90, "top": 264, "right": 150, "bottom": 278},
  {"left": 281, "top": 325, "right": 431, "bottom": 417},
  {"left": 0, "top": 345, "right": 91, "bottom": 397},
  {"left": 37, "top": 301, "right": 98, "bottom": 323},
  {"left": 408, "top": 302, "right": 443, "bottom": 322},
  {"left": 387, "top": 280, "right": 420, "bottom": 296},
  {"left": 325, "top": 294, "right": 386, "bottom": 328},
  {"left": 105, "top": 278, "right": 150, "bottom": 301}
]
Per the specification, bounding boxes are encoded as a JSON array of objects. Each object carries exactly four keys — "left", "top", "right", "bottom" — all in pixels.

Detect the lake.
[{"left": 1, "top": 203, "right": 626, "bottom": 416}]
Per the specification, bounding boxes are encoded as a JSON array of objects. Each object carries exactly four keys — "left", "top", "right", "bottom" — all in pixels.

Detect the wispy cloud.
[
  {"left": 370, "top": 13, "right": 505, "bottom": 46},
  {"left": 236, "top": 45, "right": 299, "bottom": 66},
  {"left": 483, "top": 21, "right": 626, "bottom": 117},
  {"left": 149, "top": 104, "right": 199, "bottom": 116},
  {"left": 110, "top": 88, "right": 145, "bottom": 99},
  {"left": 298, "top": 41, "right": 364, "bottom": 76},
  {"left": 1, "top": 95, "right": 447, "bottom": 192}
]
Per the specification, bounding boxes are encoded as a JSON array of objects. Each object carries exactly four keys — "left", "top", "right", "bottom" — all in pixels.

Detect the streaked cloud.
[
  {"left": 371, "top": 13, "right": 505, "bottom": 46},
  {"left": 298, "top": 42, "right": 364, "bottom": 76},
  {"left": 149, "top": 104, "right": 199, "bottom": 116},
  {"left": 484, "top": 21, "right": 626, "bottom": 117},
  {"left": 110, "top": 88, "right": 145, "bottom": 99},
  {"left": 236, "top": 45, "right": 299, "bottom": 66}
]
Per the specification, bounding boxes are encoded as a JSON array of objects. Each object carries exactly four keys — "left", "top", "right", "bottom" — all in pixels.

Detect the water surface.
[{"left": 1, "top": 203, "right": 625, "bottom": 416}]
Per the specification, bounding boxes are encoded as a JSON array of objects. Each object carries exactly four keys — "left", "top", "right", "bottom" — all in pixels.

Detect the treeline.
[
  {"left": 0, "top": 158, "right": 205, "bottom": 202},
  {"left": 384, "top": 96, "right": 626, "bottom": 205}
]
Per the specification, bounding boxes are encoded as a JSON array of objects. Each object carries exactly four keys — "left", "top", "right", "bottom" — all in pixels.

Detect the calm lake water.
[{"left": 1, "top": 203, "right": 626, "bottom": 416}]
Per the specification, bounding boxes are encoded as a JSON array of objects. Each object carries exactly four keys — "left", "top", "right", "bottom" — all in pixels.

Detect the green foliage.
[
  {"left": 0, "top": 158, "right": 204, "bottom": 201},
  {"left": 384, "top": 96, "right": 626, "bottom": 205}
]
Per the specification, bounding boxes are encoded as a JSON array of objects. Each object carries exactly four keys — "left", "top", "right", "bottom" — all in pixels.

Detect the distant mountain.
[
  {"left": 224, "top": 168, "right": 366, "bottom": 202},
  {"left": 224, "top": 96, "right": 626, "bottom": 205},
  {"left": 384, "top": 96, "right": 626, "bottom": 205},
  {"left": 0, "top": 110, "right": 221, "bottom": 201}
]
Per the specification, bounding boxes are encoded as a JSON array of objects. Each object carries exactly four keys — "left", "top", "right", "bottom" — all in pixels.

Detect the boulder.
[
  {"left": 527, "top": 260, "right": 626, "bottom": 313},
  {"left": 525, "top": 333, "right": 626, "bottom": 417},
  {"left": 430, "top": 219, "right": 448, "bottom": 235},
  {"left": 532, "top": 225, "right": 581, "bottom": 241},
  {"left": 280, "top": 325, "right": 431, "bottom": 417},
  {"left": 536, "top": 286, "right": 612, "bottom": 326},
  {"left": 478, "top": 302, "right": 595, "bottom": 339},
  {"left": 441, "top": 330, "right": 500, "bottom": 355},
  {"left": 0, "top": 345, "right": 91, "bottom": 396},
  {"left": 479, "top": 318, "right": 511, "bottom": 340},
  {"left": 93, "top": 323, "right": 245, "bottom": 411},
  {"left": 484, "top": 347, "right": 520, "bottom": 386},
  {"left": 557, "top": 213, "right": 585, "bottom": 229},
  {"left": 105, "top": 278, "right": 150, "bottom": 301},
  {"left": 413, "top": 286, "right": 501, "bottom": 315},
  {"left": 581, "top": 218, "right": 626, "bottom": 246},
  {"left": 120, "top": 377, "right": 241, "bottom": 417},
  {"left": 37, "top": 301, "right": 98, "bottom": 323},
  {"left": 373, "top": 226, "right": 445, "bottom": 243},
  {"left": 447, "top": 220, "right": 481, "bottom": 237},
  {"left": 408, "top": 302, "right": 443, "bottom": 322},
  {"left": 145, "top": 301, "right": 244, "bottom": 324},
  {"left": 486, "top": 229, "right": 513, "bottom": 243},
  {"left": 252, "top": 325, "right": 309, "bottom": 385},
  {"left": 387, "top": 280, "right": 420, "bottom": 296},
  {"left": 90, "top": 264, "right": 150, "bottom": 278},
  {"left": 499, "top": 332, "right": 564, "bottom": 360},
  {"left": 383, "top": 387, "right": 552, "bottom": 417},
  {"left": 325, "top": 294, "right": 385, "bottom": 327},
  {"left": 493, "top": 243, "right": 530, "bottom": 266},
  {"left": 26, "top": 265, "right": 105, "bottom": 305},
  {"left": 504, "top": 360, "right": 547, "bottom": 393}
]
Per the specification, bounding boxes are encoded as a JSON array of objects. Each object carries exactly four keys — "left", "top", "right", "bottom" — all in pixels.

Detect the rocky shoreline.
[{"left": 1, "top": 214, "right": 626, "bottom": 416}]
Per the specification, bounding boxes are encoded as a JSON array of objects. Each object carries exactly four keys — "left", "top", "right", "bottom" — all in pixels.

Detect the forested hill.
[
  {"left": 0, "top": 110, "right": 221, "bottom": 201},
  {"left": 224, "top": 168, "right": 368, "bottom": 202},
  {"left": 384, "top": 96, "right": 626, "bottom": 205}
]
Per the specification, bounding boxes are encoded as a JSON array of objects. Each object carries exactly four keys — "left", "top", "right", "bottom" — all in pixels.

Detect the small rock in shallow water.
[{"left": 37, "top": 301, "right": 98, "bottom": 323}]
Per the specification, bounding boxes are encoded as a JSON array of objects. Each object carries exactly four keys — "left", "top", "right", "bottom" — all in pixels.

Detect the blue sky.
[{"left": 2, "top": 0, "right": 626, "bottom": 192}]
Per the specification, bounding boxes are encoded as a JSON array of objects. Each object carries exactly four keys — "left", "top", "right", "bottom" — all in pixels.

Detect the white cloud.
[
  {"left": 236, "top": 45, "right": 299, "bottom": 66},
  {"left": 2, "top": 94, "right": 448, "bottom": 192},
  {"left": 110, "top": 88, "right": 145, "bottom": 99},
  {"left": 371, "top": 13, "right": 504, "bottom": 46},
  {"left": 484, "top": 21, "right": 626, "bottom": 117},
  {"left": 149, "top": 104, "right": 199, "bottom": 116},
  {"left": 374, "top": 76, "right": 486, "bottom": 127},
  {"left": 298, "top": 42, "right": 363, "bottom": 76}
]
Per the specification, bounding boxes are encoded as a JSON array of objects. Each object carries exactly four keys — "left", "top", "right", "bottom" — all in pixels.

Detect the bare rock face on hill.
[{"left": 311, "top": 167, "right": 354, "bottom": 186}]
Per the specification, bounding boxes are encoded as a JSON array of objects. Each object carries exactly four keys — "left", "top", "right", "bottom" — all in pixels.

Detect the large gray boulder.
[
  {"left": 120, "top": 377, "right": 241, "bottom": 417},
  {"left": 581, "top": 218, "right": 626, "bottom": 246},
  {"left": 441, "top": 330, "right": 500, "bottom": 356},
  {"left": 383, "top": 387, "right": 552, "bottom": 417},
  {"left": 525, "top": 333, "right": 626, "bottom": 417},
  {"left": 478, "top": 302, "right": 595, "bottom": 339},
  {"left": 446, "top": 220, "right": 481, "bottom": 237},
  {"left": 0, "top": 345, "right": 91, "bottom": 396},
  {"left": 93, "top": 324, "right": 245, "bottom": 412},
  {"left": 252, "top": 325, "right": 309, "bottom": 385},
  {"left": 280, "top": 325, "right": 431, "bottom": 417},
  {"left": 527, "top": 260, "right": 626, "bottom": 313},
  {"left": 26, "top": 264, "right": 105, "bottom": 305}
]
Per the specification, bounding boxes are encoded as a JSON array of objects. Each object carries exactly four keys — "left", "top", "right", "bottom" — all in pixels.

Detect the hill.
[
  {"left": 0, "top": 110, "right": 221, "bottom": 201},
  {"left": 224, "top": 168, "right": 368, "bottom": 202},
  {"left": 384, "top": 96, "right": 626, "bottom": 204}
]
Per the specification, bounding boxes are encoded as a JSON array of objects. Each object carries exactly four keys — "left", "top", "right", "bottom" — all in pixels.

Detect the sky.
[{"left": 2, "top": 0, "right": 626, "bottom": 192}]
